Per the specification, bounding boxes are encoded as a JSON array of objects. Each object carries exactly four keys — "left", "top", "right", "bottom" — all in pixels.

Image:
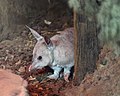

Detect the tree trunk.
[{"left": 73, "top": 1, "right": 99, "bottom": 86}]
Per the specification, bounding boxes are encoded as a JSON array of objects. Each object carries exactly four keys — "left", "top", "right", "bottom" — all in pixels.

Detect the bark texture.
[{"left": 73, "top": 0, "right": 99, "bottom": 85}]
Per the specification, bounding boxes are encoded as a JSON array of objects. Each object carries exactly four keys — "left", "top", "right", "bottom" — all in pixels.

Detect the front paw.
[{"left": 47, "top": 74, "right": 59, "bottom": 80}]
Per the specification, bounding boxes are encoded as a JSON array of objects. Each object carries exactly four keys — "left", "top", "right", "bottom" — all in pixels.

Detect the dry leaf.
[{"left": 44, "top": 20, "right": 52, "bottom": 25}]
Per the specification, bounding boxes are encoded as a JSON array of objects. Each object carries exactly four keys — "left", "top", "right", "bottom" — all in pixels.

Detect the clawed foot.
[
  {"left": 64, "top": 73, "right": 70, "bottom": 82},
  {"left": 47, "top": 65, "right": 72, "bottom": 82},
  {"left": 47, "top": 74, "right": 59, "bottom": 80}
]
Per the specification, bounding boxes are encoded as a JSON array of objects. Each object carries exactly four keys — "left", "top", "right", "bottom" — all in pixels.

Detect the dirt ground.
[
  {"left": 61, "top": 45, "right": 120, "bottom": 96},
  {"left": 0, "top": 1, "right": 120, "bottom": 96}
]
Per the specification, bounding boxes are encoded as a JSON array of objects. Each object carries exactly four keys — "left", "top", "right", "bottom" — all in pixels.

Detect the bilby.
[{"left": 26, "top": 26, "right": 74, "bottom": 82}]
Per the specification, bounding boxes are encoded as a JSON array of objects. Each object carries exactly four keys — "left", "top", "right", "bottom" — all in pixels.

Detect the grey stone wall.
[{"left": 0, "top": 0, "right": 48, "bottom": 41}]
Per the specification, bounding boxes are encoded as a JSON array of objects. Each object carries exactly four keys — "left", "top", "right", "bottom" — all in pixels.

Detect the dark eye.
[{"left": 38, "top": 56, "right": 42, "bottom": 60}]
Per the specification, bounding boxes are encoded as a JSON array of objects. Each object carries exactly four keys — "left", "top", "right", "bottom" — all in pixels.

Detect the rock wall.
[{"left": 0, "top": 0, "right": 48, "bottom": 41}]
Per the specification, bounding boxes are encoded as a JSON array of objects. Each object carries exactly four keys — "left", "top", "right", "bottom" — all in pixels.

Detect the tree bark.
[{"left": 73, "top": 1, "right": 99, "bottom": 86}]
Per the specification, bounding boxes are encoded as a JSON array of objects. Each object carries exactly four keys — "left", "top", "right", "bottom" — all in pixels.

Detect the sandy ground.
[{"left": 1, "top": 24, "right": 120, "bottom": 96}]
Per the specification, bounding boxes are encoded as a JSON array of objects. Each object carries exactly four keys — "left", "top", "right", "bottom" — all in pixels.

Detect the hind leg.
[
  {"left": 47, "top": 66, "right": 62, "bottom": 80},
  {"left": 63, "top": 64, "right": 73, "bottom": 82}
]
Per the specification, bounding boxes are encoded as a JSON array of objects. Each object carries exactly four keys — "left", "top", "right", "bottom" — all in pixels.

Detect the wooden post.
[{"left": 73, "top": 0, "right": 99, "bottom": 86}]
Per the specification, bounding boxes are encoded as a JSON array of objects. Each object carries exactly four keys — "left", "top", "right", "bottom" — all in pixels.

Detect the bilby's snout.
[{"left": 28, "top": 63, "right": 43, "bottom": 72}]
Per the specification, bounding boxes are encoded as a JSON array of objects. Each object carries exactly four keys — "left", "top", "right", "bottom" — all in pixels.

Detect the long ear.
[
  {"left": 44, "top": 36, "right": 53, "bottom": 50},
  {"left": 26, "top": 25, "right": 43, "bottom": 41}
]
